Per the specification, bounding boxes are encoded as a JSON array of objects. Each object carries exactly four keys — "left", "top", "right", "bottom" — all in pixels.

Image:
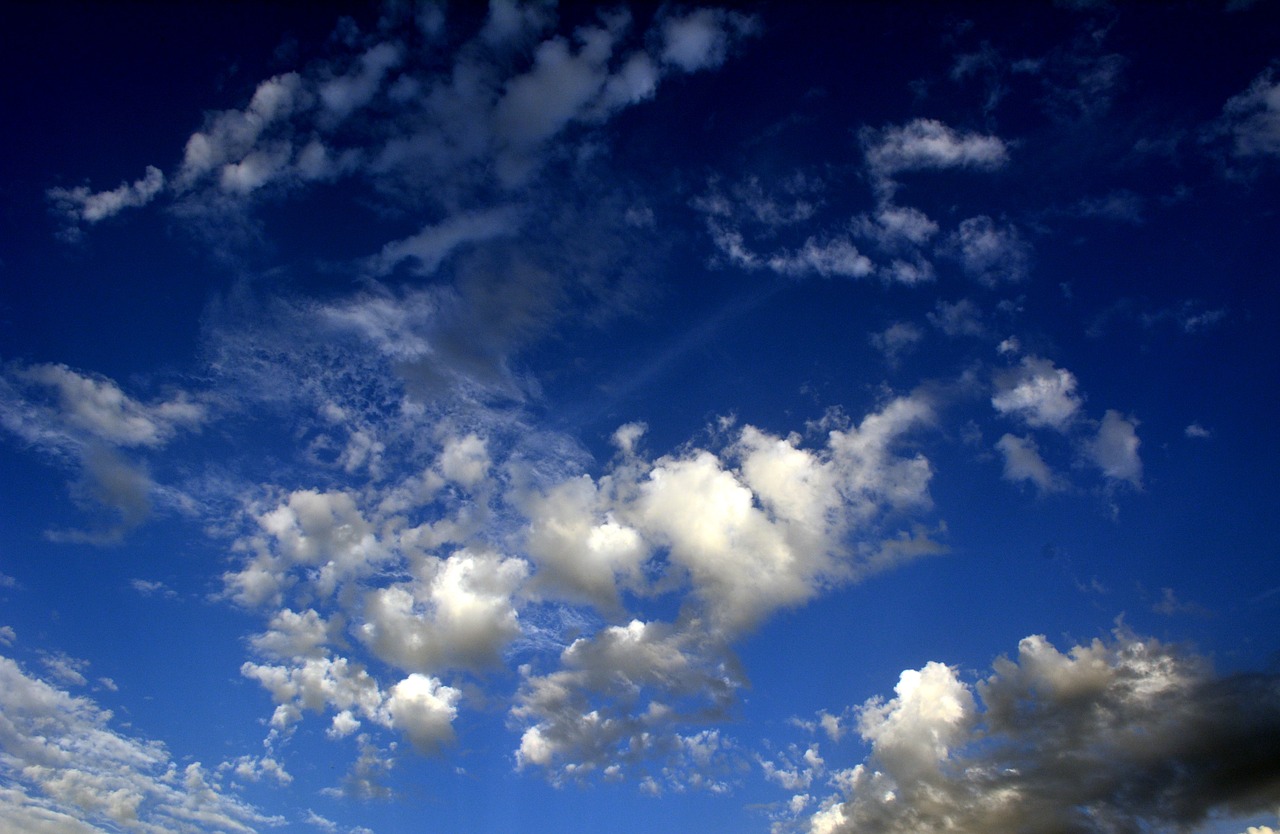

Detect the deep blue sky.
[{"left": 2, "top": 2, "right": 1279, "bottom": 833}]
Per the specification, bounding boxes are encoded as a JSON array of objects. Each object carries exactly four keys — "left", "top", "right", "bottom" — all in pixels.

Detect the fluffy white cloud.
[
  {"left": 512, "top": 619, "right": 744, "bottom": 782},
  {"left": 0, "top": 656, "right": 278, "bottom": 833},
  {"left": 48, "top": 166, "right": 165, "bottom": 225},
  {"left": 991, "top": 356, "right": 1082, "bottom": 431},
  {"left": 766, "top": 237, "right": 875, "bottom": 279},
  {"left": 385, "top": 673, "right": 460, "bottom": 754},
  {"left": 948, "top": 215, "right": 1030, "bottom": 284},
  {"left": 797, "top": 630, "right": 1280, "bottom": 833},
  {"left": 995, "top": 433, "right": 1064, "bottom": 493},
  {"left": 1085, "top": 409, "right": 1142, "bottom": 486},
  {"left": 660, "top": 9, "right": 756, "bottom": 73},
  {"left": 863, "top": 119, "right": 1008, "bottom": 195},
  {"left": 357, "top": 549, "right": 528, "bottom": 673}
]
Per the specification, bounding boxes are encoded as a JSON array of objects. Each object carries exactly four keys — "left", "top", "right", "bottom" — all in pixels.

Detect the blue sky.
[{"left": 2, "top": 1, "right": 1279, "bottom": 832}]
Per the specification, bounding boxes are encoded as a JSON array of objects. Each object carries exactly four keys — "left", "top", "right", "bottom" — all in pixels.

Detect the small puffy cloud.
[
  {"left": 863, "top": 118, "right": 1008, "bottom": 195},
  {"left": 996, "top": 433, "right": 1065, "bottom": 493},
  {"left": 385, "top": 673, "right": 461, "bottom": 754},
  {"left": 512, "top": 619, "right": 744, "bottom": 782},
  {"left": 766, "top": 237, "right": 874, "bottom": 280},
  {"left": 947, "top": 215, "right": 1030, "bottom": 284},
  {"left": 992, "top": 356, "right": 1082, "bottom": 431},
  {"left": 1218, "top": 66, "right": 1280, "bottom": 158},
  {"left": 1185, "top": 422, "right": 1212, "bottom": 439},
  {"left": 854, "top": 204, "right": 940, "bottom": 248},
  {"left": 0, "top": 626, "right": 15, "bottom": 646},
  {"left": 249, "top": 608, "right": 333, "bottom": 661},
  {"left": 1085, "top": 409, "right": 1142, "bottom": 486},
  {"left": 798, "top": 629, "right": 1280, "bottom": 833},
  {"left": 318, "top": 42, "right": 403, "bottom": 125},
  {"left": 870, "top": 322, "right": 924, "bottom": 366},
  {"left": 357, "top": 549, "right": 528, "bottom": 672},
  {"left": 437, "top": 433, "right": 491, "bottom": 489},
  {"left": 927, "top": 298, "right": 986, "bottom": 338},
  {"left": 660, "top": 9, "right": 757, "bottom": 73},
  {"left": 129, "top": 579, "right": 176, "bottom": 599},
  {"left": 48, "top": 165, "right": 165, "bottom": 227}
]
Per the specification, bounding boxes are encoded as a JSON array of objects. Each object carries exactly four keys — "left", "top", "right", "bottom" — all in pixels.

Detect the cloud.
[
  {"left": 0, "top": 363, "right": 205, "bottom": 453},
  {"left": 47, "top": 166, "right": 165, "bottom": 227},
  {"left": 995, "top": 433, "right": 1065, "bottom": 493},
  {"left": 946, "top": 215, "right": 1030, "bottom": 284},
  {"left": 765, "top": 237, "right": 875, "bottom": 279},
  {"left": 659, "top": 8, "right": 758, "bottom": 73},
  {"left": 45, "top": 447, "right": 154, "bottom": 545},
  {"left": 927, "top": 298, "right": 986, "bottom": 338},
  {"left": 870, "top": 323, "right": 924, "bottom": 367},
  {"left": 991, "top": 356, "right": 1083, "bottom": 431},
  {"left": 511, "top": 619, "right": 744, "bottom": 784},
  {"left": 1185, "top": 422, "right": 1212, "bottom": 439},
  {"left": 0, "top": 655, "right": 278, "bottom": 833},
  {"left": 797, "top": 629, "right": 1280, "bottom": 833},
  {"left": 368, "top": 207, "right": 523, "bottom": 277},
  {"left": 1218, "top": 66, "right": 1280, "bottom": 158},
  {"left": 52, "top": 3, "right": 759, "bottom": 239},
  {"left": 1085, "top": 409, "right": 1142, "bottom": 486},
  {"left": 863, "top": 119, "right": 1008, "bottom": 196}
]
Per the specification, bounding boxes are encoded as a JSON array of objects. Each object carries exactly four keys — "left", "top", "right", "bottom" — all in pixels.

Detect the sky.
[{"left": 1, "top": 1, "right": 1279, "bottom": 832}]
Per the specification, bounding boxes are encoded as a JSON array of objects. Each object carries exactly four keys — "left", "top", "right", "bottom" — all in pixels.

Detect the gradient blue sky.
[{"left": 2, "top": 2, "right": 1280, "bottom": 832}]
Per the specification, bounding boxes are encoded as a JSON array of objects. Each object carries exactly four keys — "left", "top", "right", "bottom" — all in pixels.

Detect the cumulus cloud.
[
  {"left": 51, "top": 3, "right": 758, "bottom": 236},
  {"left": 0, "top": 363, "right": 205, "bottom": 453},
  {"left": 995, "top": 433, "right": 1064, "bottom": 493},
  {"left": 1217, "top": 66, "right": 1280, "bottom": 158},
  {"left": 991, "top": 356, "right": 1082, "bottom": 431},
  {"left": 659, "top": 8, "right": 757, "bottom": 73},
  {"left": 870, "top": 322, "right": 924, "bottom": 367},
  {"left": 1085, "top": 409, "right": 1142, "bottom": 486},
  {"left": 0, "top": 655, "right": 279, "bottom": 833},
  {"left": 48, "top": 165, "right": 165, "bottom": 227},
  {"left": 927, "top": 298, "right": 986, "bottom": 338},
  {"left": 797, "top": 629, "right": 1280, "bottom": 833},
  {"left": 947, "top": 215, "right": 1030, "bottom": 284},
  {"left": 863, "top": 119, "right": 1008, "bottom": 196}
]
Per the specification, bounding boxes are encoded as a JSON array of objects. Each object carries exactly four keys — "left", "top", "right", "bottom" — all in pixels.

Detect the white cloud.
[
  {"left": 1219, "top": 66, "right": 1280, "bottom": 158},
  {"left": 47, "top": 166, "right": 165, "bottom": 226},
  {"left": 318, "top": 42, "right": 403, "bottom": 125},
  {"left": 1185, "top": 422, "right": 1211, "bottom": 439},
  {"left": 863, "top": 118, "right": 1008, "bottom": 196},
  {"left": 870, "top": 322, "right": 924, "bottom": 366},
  {"left": 766, "top": 237, "right": 874, "bottom": 279},
  {"left": 992, "top": 356, "right": 1082, "bottom": 431},
  {"left": 927, "top": 298, "right": 986, "bottom": 337},
  {"left": 437, "top": 433, "right": 491, "bottom": 489},
  {"left": 996, "top": 433, "right": 1064, "bottom": 493},
  {"left": 948, "top": 215, "right": 1030, "bottom": 284},
  {"left": 797, "top": 629, "right": 1280, "bottom": 833},
  {"left": 1, "top": 363, "right": 205, "bottom": 451},
  {"left": 660, "top": 9, "right": 757, "bottom": 73},
  {"left": 1086, "top": 409, "right": 1142, "bottom": 486},
  {"left": 357, "top": 549, "right": 528, "bottom": 673},
  {"left": 385, "top": 673, "right": 460, "bottom": 754},
  {"left": 0, "top": 656, "right": 278, "bottom": 833}
]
